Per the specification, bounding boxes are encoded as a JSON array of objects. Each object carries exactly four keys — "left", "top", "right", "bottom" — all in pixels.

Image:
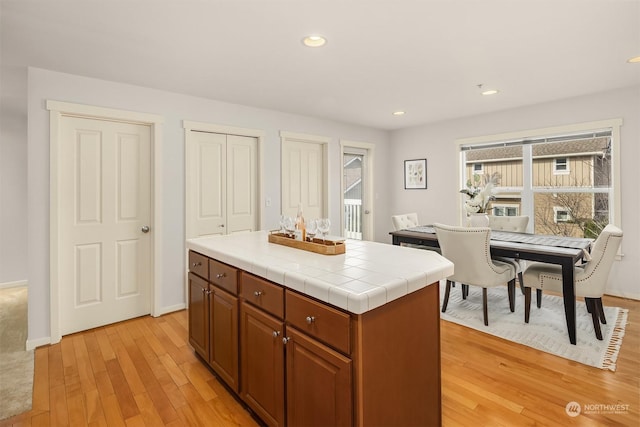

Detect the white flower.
[{"left": 460, "top": 172, "right": 500, "bottom": 214}]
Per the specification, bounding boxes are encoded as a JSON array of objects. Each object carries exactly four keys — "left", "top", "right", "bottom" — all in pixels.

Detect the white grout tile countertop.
[{"left": 186, "top": 231, "right": 454, "bottom": 315}]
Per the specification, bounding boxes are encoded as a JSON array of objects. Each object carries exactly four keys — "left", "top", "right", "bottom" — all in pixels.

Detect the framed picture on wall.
[{"left": 404, "top": 159, "right": 427, "bottom": 189}]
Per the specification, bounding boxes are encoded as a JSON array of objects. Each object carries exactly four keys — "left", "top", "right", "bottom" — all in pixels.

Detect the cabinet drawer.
[
  {"left": 209, "top": 258, "right": 239, "bottom": 295},
  {"left": 285, "top": 291, "right": 351, "bottom": 355},
  {"left": 189, "top": 251, "right": 209, "bottom": 279},
  {"left": 241, "top": 273, "right": 284, "bottom": 319}
]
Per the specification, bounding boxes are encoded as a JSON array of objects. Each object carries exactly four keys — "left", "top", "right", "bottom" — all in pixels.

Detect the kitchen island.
[{"left": 186, "top": 231, "right": 454, "bottom": 427}]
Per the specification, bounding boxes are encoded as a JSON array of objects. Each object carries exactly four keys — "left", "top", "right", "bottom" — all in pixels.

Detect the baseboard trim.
[
  {"left": 0, "top": 280, "right": 28, "bottom": 289},
  {"left": 155, "top": 303, "right": 186, "bottom": 316},
  {"left": 26, "top": 336, "right": 51, "bottom": 351}
]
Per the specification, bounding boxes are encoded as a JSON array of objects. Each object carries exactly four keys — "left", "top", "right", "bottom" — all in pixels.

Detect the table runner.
[{"left": 407, "top": 225, "right": 592, "bottom": 250}]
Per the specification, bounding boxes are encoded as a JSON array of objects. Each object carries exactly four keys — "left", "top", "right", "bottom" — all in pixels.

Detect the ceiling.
[{"left": 2, "top": 0, "right": 639, "bottom": 130}]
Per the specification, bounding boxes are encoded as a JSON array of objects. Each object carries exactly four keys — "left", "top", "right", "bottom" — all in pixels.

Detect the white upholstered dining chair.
[
  {"left": 489, "top": 215, "right": 530, "bottom": 292},
  {"left": 522, "top": 224, "right": 623, "bottom": 340},
  {"left": 434, "top": 223, "right": 517, "bottom": 326},
  {"left": 391, "top": 212, "right": 419, "bottom": 231},
  {"left": 488, "top": 215, "right": 529, "bottom": 233}
]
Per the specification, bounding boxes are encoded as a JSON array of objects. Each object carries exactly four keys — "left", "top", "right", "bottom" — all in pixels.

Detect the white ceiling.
[{"left": 2, "top": 0, "right": 639, "bottom": 130}]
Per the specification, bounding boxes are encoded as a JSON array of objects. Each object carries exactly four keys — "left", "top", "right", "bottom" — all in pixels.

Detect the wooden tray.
[{"left": 268, "top": 231, "right": 345, "bottom": 255}]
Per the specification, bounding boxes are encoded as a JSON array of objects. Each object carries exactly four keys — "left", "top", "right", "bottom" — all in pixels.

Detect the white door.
[
  {"left": 58, "top": 116, "right": 151, "bottom": 335},
  {"left": 186, "top": 131, "right": 227, "bottom": 237},
  {"left": 226, "top": 134, "right": 258, "bottom": 234},
  {"left": 185, "top": 131, "right": 258, "bottom": 238},
  {"left": 281, "top": 139, "right": 325, "bottom": 220}
]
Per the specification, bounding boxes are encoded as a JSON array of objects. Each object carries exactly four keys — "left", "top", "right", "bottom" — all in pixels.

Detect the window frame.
[
  {"left": 553, "top": 157, "right": 570, "bottom": 175},
  {"left": 455, "top": 119, "right": 622, "bottom": 244}
]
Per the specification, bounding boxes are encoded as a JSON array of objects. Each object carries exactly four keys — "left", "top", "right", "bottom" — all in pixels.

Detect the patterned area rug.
[
  {"left": 0, "top": 286, "right": 34, "bottom": 420},
  {"left": 439, "top": 281, "right": 628, "bottom": 370}
]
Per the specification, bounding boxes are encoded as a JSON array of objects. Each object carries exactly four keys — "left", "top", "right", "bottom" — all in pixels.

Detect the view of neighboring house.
[{"left": 464, "top": 136, "right": 611, "bottom": 238}]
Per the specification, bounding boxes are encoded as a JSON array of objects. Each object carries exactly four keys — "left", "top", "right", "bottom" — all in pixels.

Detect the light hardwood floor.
[{"left": 1, "top": 295, "right": 638, "bottom": 426}]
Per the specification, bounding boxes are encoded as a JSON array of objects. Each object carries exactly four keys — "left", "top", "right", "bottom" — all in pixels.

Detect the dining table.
[{"left": 390, "top": 225, "right": 593, "bottom": 345}]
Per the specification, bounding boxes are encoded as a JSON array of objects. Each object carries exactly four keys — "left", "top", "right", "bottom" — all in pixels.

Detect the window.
[
  {"left": 493, "top": 204, "right": 519, "bottom": 216},
  {"left": 554, "top": 207, "right": 571, "bottom": 223},
  {"left": 457, "top": 119, "right": 621, "bottom": 239},
  {"left": 554, "top": 157, "right": 569, "bottom": 174},
  {"left": 473, "top": 163, "right": 483, "bottom": 174}
]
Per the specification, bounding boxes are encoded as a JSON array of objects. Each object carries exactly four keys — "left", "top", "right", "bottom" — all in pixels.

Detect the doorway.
[
  {"left": 341, "top": 141, "right": 374, "bottom": 241},
  {"left": 48, "top": 101, "right": 162, "bottom": 343}
]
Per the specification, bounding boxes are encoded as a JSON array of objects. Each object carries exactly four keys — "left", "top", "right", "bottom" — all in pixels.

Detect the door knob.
[{"left": 141, "top": 225, "right": 150, "bottom": 233}]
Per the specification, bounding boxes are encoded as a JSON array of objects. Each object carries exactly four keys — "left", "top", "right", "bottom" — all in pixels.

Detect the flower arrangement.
[{"left": 460, "top": 172, "right": 501, "bottom": 214}]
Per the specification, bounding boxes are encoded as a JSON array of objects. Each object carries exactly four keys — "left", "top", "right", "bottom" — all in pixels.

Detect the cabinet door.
[
  {"left": 209, "top": 286, "right": 239, "bottom": 392},
  {"left": 188, "top": 272, "right": 209, "bottom": 360},
  {"left": 285, "top": 327, "right": 352, "bottom": 427},
  {"left": 240, "top": 302, "right": 285, "bottom": 427}
]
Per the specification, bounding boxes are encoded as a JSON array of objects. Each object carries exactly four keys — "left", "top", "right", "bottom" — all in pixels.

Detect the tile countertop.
[{"left": 186, "top": 231, "right": 454, "bottom": 315}]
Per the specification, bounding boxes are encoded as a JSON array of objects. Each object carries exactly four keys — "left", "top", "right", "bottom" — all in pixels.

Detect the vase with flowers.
[{"left": 460, "top": 172, "right": 500, "bottom": 227}]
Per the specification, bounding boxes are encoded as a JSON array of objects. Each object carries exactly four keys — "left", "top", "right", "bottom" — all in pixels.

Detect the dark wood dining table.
[{"left": 390, "top": 226, "right": 593, "bottom": 345}]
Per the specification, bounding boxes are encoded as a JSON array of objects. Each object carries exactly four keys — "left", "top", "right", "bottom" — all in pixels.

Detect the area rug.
[
  {"left": 439, "top": 281, "right": 628, "bottom": 370},
  {"left": 0, "top": 286, "right": 34, "bottom": 420}
]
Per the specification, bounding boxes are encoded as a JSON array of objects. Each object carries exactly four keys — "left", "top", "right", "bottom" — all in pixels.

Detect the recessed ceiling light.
[
  {"left": 481, "top": 89, "right": 499, "bottom": 96},
  {"left": 302, "top": 35, "right": 327, "bottom": 47},
  {"left": 627, "top": 56, "right": 640, "bottom": 63},
  {"left": 392, "top": 111, "right": 406, "bottom": 116}
]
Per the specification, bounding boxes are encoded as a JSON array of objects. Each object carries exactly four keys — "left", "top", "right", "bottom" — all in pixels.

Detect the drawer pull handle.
[
  {"left": 305, "top": 316, "right": 315, "bottom": 325},
  {"left": 272, "top": 331, "right": 280, "bottom": 338},
  {"left": 215, "top": 273, "right": 226, "bottom": 279},
  {"left": 192, "top": 262, "right": 201, "bottom": 268},
  {"left": 254, "top": 291, "right": 263, "bottom": 297},
  {"left": 282, "top": 337, "right": 290, "bottom": 345}
]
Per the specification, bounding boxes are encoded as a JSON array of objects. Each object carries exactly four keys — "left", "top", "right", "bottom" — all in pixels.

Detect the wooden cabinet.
[
  {"left": 209, "top": 286, "right": 239, "bottom": 392},
  {"left": 187, "top": 251, "right": 239, "bottom": 393},
  {"left": 188, "top": 251, "right": 441, "bottom": 427},
  {"left": 188, "top": 272, "right": 209, "bottom": 360},
  {"left": 240, "top": 301, "right": 285, "bottom": 427},
  {"left": 285, "top": 326, "right": 352, "bottom": 427}
]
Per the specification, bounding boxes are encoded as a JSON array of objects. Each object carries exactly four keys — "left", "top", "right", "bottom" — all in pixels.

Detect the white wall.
[
  {"left": 389, "top": 86, "right": 640, "bottom": 300},
  {"left": 26, "top": 67, "right": 391, "bottom": 345}
]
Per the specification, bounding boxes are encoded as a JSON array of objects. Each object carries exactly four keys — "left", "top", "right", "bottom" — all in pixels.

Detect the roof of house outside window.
[{"left": 465, "top": 137, "right": 609, "bottom": 162}]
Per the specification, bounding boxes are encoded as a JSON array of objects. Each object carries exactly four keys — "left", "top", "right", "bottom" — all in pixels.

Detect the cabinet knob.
[
  {"left": 282, "top": 337, "right": 290, "bottom": 345},
  {"left": 305, "top": 316, "right": 315, "bottom": 325},
  {"left": 201, "top": 287, "right": 206, "bottom": 294},
  {"left": 192, "top": 262, "right": 201, "bottom": 268},
  {"left": 215, "top": 272, "right": 226, "bottom": 279},
  {"left": 206, "top": 289, "right": 212, "bottom": 295},
  {"left": 254, "top": 290, "right": 263, "bottom": 297},
  {"left": 272, "top": 331, "right": 280, "bottom": 338}
]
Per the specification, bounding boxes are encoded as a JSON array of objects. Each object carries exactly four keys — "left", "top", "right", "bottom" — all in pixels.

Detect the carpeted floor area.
[
  {"left": 0, "top": 286, "right": 34, "bottom": 420},
  {"left": 439, "top": 281, "right": 628, "bottom": 370}
]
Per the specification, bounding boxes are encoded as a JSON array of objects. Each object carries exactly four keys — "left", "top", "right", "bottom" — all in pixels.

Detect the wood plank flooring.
[{"left": 1, "top": 294, "right": 638, "bottom": 426}]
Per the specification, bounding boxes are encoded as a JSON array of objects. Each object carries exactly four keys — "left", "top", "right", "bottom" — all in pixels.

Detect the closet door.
[
  {"left": 227, "top": 135, "right": 258, "bottom": 234},
  {"left": 186, "top": 131, "right": 227, "bottom": 237},
  {"left": 186, "top": 130, "right": 258, "bottom": 238}
]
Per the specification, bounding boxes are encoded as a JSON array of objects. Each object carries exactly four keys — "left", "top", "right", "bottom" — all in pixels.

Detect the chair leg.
[
  {"left": 518, "top": 271, "right": 525, "bottom": 295},
  {"left": 524, "top": 287, "right": 531, "bottom": 323},
  {"left": 586, "top": 298, "right": 603, "bottom": 340},
  {"left": 596, "top": 298, "right": 607, "bottom": 324},
  {"left": 461, "top": 283, "right": 467, "bottom": 300},
  {"left": 507, "top": 279, "right": 515, "bottom": 312},
  {"left": 536, "top": 289, "right": 542, "bottom": 308},
  {"left": 442, "top": 280, "right": 452, "bottom": 313},
  {"left": 465, "top": 284, "right": 469, "bottom": 298},
  {"left": 482, "top": 288, "right": 489, "bottom": 326}
]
